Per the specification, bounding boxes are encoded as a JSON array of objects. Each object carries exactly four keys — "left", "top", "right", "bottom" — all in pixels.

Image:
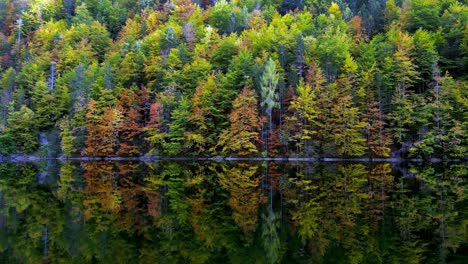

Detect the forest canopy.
[{"left": 0, "top": 0, "right": 466, "bottom": 159}]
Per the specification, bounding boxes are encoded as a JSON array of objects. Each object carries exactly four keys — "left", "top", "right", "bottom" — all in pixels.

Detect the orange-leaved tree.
[
  {"left": 116, "top": 90, "right": 143, "bottom": 156},
  {"left": 216, "top": 87, "right": 261, "bottom": 156},
  {"left": 84, "top": 99, "right": 120, "bottom": 156},
  {"left": 144, "top": 100, "right": 165, "bottom": 154}
]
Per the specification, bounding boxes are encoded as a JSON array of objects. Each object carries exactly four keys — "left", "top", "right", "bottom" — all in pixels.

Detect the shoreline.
[{"left": 0, "top": 154, "right": 465, "bottom": 163}]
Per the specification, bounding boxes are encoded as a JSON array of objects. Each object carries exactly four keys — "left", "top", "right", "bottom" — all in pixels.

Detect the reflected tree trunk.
[{"left": 42, "top": 225, "right": 49, "bottom": 259}]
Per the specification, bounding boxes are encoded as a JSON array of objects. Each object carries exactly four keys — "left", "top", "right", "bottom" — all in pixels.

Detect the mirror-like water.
[{"left": 0, "top": 161, "right": 466, "bottom": 263}]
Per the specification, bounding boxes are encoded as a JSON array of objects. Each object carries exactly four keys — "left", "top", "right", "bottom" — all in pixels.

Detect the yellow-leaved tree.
[{"left": 216, "top": 87, "right": 261, "bottom": 156}]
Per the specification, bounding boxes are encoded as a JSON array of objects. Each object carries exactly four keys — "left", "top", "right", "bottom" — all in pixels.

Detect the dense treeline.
[{"left": 0, "top": 0, "right": 466, "bottom": 158}]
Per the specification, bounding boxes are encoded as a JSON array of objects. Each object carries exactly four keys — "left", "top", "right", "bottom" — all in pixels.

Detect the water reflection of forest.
[{"left": 0, "top": 161, "right": 466, "bottom": 263}]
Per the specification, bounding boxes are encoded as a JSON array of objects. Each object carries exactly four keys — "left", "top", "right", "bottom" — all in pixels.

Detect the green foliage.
[
  {"left": 0, "top": 132, "right": 15, "bottom": 154},
  {"left": 260, "top": 58, "right": 279, "bottom": 126},
  {"left": 407, "top": 0, "right": 441, "bottom": 32},
  {"left": 316, "top": 26, "right": 352, "bottom": 80},
  {"left": 410, "top": 74, "right": 467, "bottom": 158},
  {"left": 222, "top": 51, "right": 254, "bottom": 92},
  {"left": 0, "top": 0, "right": 465, "bottom": 159},
  {"left": 210, "top": 35, "right": 238, "bottom": 73},
  {"left": 164, "top": 96, "right": 191, "bottom": 156},
  {"left": 217, "top": 87, "right": 261, "bottom": 156},
  {"left": 288, "top": 81, "right": 320, "bottom": 153},
  {"left": 119, "top": 51, "right": 144, "bottom": 87},
  {"left": 4, "top": 106, "right": 38, "bottom": 153},
  {"left": 58, "top": 118, "right": 77, "bottom": 156},
  {"left": 88, "top": 22, "right": 112, "bottom": 62},
  {"left": 437, "top": 1, "right": 468, "bottom": 77},
  {"left": 0, "top": 67, "right": 16, "bottom": 126},
  {"left": 412, "top": 29, "right": 438, "bottom": 89},
  {"left": 210, "top": 0, "right": 232, "bottom": 35},
  {"left": 31, "top": 80, "right": 69, "bottom": 130},
  {"left": 384, "top": 0, "right": 401, "bottom": 27},
  {"left": 72, "top": 3, "right": 94, "bottom": 26}
]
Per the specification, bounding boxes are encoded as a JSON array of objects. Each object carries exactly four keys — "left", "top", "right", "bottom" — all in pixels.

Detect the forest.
[{"left": 0, "top": 0, "right": 466, "bottom": 159}]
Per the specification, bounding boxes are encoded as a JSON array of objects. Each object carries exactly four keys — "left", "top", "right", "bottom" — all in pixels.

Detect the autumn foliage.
[
  {"left": 0, "top": 0, "right": 465, "bottom": 159},
  {"left": 217, "top": 87, "right": 261, "bottom": 156}
]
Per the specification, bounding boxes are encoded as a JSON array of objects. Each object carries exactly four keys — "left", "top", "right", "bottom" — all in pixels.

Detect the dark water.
[{"left": 0, "top": 161, "right": 466, "bottom": 263}]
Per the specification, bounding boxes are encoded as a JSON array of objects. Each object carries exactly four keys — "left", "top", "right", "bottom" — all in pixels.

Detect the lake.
[{"left": 0, "top": 161, "right": 466, "bottom": 263}]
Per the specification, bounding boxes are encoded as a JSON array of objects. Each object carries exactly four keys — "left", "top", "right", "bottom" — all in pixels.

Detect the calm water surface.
[{"left": 0, "top": 161, "right": 466, "bottom": 263}]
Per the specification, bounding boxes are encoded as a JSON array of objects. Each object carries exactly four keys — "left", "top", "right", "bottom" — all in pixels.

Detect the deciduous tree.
[{"left": 217, "top": 87, "right": 261, "bottom": 156}]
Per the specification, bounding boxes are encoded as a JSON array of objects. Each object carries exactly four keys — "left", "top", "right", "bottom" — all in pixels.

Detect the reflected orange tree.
[{"left": 218, "top": 163, "right": 264, "bottom": 239}]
